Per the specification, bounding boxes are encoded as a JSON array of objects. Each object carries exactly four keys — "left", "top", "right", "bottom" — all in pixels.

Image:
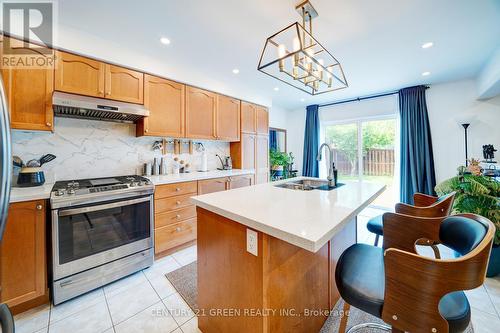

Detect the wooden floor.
[{"left": 197, "top": 207, "right": 356, "bottom": 333}]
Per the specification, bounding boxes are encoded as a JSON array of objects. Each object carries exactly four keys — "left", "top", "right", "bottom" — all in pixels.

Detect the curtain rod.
[{"left": 318, "top": 86, "right": 429, "bottom": 108}]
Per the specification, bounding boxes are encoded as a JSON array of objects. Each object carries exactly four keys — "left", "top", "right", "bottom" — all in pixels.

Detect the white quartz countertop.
[
  {"left": 10, "top": 183, "right": 54, "bottom": 203},
  {"left": 8, "top": 169, "right": 255, "bottom": 203},
  {"left": 191, "top": 177, "right": 386, "bottom": 252},
  {"left": 147, "top": 169, "right": 255, "bottom": 185}
]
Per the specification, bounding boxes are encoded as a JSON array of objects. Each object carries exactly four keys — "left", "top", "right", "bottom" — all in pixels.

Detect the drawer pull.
[
  {"left": 36, "top": 204, "right": 43, "bottom": 210},
  {"left": 176, "top": 227, "right": 181, "bottom": 232},
  {"left": 176, "top": 214, "right": 181, "bottom": 219},
  {"left": 175, "top": 187, "right": 181, "bottom": 192},
  {"left": 176, "top": 200, "right": 181, "bottom": 205}
]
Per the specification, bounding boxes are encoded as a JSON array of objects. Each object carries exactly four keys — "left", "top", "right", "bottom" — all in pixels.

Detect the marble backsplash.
[{"left": 11, "top": 117, "right": 230, "bottom": 182}]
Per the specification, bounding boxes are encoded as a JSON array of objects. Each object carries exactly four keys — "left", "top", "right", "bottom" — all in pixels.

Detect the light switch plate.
[{"left": 246, "top": 228, "right": 258, "bottom": 256}]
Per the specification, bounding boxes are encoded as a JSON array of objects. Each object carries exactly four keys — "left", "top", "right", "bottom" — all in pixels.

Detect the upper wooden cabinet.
[
  {"left": 216, "top": 95, "right": 240, "bottom": 141},
  {"left": 55, "top": 51, "right": 105, "bottom": 98},
  {"left": 104, "top": 64, "right": 143, "bottom": 104},
  {"left": 256, "top": 106, "right": 269, "bottom": 135},
  {"left": 1, "top": 39, "right": 54, "bottom": 131},
  {"left": 185, "top": 86, "right": 217, "bottom": 140},
  {"left": 0, "top": 200, "right": 47, "bottom": 312},
  {"left": 241, "top": 102, "right": 257, "bottom": 134},
  {"left": 137, "top": 75, "right": 185, "bottom": 137},
  {"left": 55, "top": 52, "right": 144, "bottom": 104}
]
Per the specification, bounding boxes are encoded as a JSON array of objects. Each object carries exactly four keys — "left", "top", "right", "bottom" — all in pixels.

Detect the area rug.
[{"left": 166, "top": 261, "right": 474, "bottom": 332}]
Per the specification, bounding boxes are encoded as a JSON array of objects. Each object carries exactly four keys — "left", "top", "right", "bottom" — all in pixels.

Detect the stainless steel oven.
[{"left": 50, "top": 176, "right": 154, "bottom": 304}]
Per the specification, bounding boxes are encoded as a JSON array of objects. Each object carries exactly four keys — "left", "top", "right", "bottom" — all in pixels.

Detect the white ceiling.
[{"left": 53, "top": 0, "right": 500, "bottom": 110}]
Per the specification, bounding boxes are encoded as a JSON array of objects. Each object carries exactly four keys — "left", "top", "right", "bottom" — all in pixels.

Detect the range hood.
[{"left": 52, "top": 92, "right": 149, "bottom": 123}]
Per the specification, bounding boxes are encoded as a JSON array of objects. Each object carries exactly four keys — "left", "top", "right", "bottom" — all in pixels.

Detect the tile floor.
[{"left": 12, "top": 207, "right": 500, "bottom": 333}]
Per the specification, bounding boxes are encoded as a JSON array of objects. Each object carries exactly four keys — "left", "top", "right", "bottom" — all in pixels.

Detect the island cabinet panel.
[
  {"left": 185, "top": 86, "right": 217, "bottom": 140},
  {"left": 228, "top": 174, "right": 254, "bottom": 189},
  {"left": 104, "top": 64, "right": 144, "bottom": 104},
  {"left": 216, "top": 95, "right": 240, "bottom": 141},
  {"left": 55, "top": 51, "right": 105, "bottom": 98},
  {"left": 137, "top": 75, "right": 185, "bottom": 137},
  {"left": 198, "top": 177, "right": 229, "bottom": 195},
  {"left": 154, "top": 181, "right": 197, "bottom": 257},
  {"left": 1, "top": 50, "right": 54, "bottom": 131},
  {"left": 0, "top": 200, "right": 48, "bottom": 314},
  {"left": 197, "top": 208, "right": 335, "bottom": 333},
  {"left": 255, "top": 106, "right": 269, "bottom": 135},
  {"left": 255, "top": 134, "right": 269, "bottom": 184}
]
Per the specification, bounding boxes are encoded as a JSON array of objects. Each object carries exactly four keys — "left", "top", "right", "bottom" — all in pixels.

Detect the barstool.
[
  {"left": 337, "top": 213, "right": 494, "bottom": 333},
  {"left": 367, "top": 192, "right": 456, "bottom": 251}
]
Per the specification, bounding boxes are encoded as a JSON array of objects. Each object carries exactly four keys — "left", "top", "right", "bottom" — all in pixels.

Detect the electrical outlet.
[{"left": 246, "top": 228, "right": 258, "bottom": 256}]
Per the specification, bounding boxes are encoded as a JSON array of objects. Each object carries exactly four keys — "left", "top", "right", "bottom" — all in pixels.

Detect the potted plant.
[
  {"left": 270, "top": 149, "right": 291, "bottom": 178},
  {"left": 435, "top": 164, "right": 500, "bottom": 276}
]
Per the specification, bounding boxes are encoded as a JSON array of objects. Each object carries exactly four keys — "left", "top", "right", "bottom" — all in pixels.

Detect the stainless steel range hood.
[{"left": 52, "top": 92, "right": 149, "bottom": 123}]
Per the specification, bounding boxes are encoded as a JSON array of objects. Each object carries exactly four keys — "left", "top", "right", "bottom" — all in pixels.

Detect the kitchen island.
[{"left": 191, "top": 177, "right": 385, "bottom": 333}]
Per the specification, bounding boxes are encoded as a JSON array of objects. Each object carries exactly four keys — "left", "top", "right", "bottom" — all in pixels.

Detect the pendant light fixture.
[{"left": 258, "top": 0, "right": 348, "bottom": 95}]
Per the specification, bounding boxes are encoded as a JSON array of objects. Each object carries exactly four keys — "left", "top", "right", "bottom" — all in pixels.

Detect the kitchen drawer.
[
  {"left": 155, "top": 181, "right": 197, "bottom": 199},
  {"left": 155, "top": 194, "right": 194, "bottom": 214},
  {"left": 155, "top": 206, "right": 197, "bottom": 228},
  {"left": 155, "top": 218, "right": 196, "bottom": 254}
]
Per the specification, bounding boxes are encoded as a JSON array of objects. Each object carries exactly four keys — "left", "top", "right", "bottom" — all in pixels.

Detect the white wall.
[
  {"left": 427, "top": 79, "right": 500, "bottom": 182},
  {"left": 286, "top": 78, "right": 500, "bottom": 182}
]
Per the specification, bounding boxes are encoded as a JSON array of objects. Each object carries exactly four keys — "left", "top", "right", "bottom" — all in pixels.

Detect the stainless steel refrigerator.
[{"left": 0, "top": 76, "right": 15, "bottom": 332}]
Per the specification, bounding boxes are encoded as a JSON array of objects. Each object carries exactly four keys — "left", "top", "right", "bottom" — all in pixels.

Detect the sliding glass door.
[{"left": 323, "top": 117, "right": 398, "bottom": 208}]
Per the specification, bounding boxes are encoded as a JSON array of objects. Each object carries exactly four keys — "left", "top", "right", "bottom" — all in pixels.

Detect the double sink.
[{"left": 274, "top": 179, "right": 343, "bottom": 191}]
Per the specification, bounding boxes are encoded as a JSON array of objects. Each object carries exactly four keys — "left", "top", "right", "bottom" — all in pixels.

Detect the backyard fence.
[{"left": 332, "top": 148, "right": 395, "bottom": 176}]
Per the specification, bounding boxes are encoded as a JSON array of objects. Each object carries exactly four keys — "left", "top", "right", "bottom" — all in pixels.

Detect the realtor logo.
[{"left": 1, "top": 1, "right": 55, "bottom": 68}]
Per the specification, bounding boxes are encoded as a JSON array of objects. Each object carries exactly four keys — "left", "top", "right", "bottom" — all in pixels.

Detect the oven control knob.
[
  {"left": 130, "top": 182, "right": 138, "bottom": 187},
  {"left": 67, "top": 188, "right": 75, "bottom": 195},
  {"left": 55, "top": 189, "right": 65, "bottom": 196},
  {"left": 138, "top": 181, "right": 145, "bottom": 186}
]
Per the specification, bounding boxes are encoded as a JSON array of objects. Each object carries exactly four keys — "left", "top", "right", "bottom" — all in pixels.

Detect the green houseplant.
[
  {"left": 435, "top": 167, "right": 500, "bottom": 276},
  {"left": 269, "top": 149, "right": 291, "bottom": 177}
]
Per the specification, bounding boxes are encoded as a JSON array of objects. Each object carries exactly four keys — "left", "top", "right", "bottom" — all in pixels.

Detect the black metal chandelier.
[{"left": 258, "top": 0, "right": 348, "bottom": 95}]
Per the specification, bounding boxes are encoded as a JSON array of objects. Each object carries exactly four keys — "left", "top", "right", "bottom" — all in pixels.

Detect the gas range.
[{"left": 50, "top": 175, "right": 154, "bottom": 209}]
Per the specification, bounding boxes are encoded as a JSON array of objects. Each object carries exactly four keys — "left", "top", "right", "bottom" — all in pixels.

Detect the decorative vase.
[
  {"left": 272, "top": 165, "right": 283, "bottom": 177},
  {"left": 487, "top": 245, "right": 500, "bottom": 277}
]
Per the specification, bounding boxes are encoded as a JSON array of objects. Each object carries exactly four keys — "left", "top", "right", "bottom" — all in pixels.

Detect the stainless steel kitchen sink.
[{"left": 274, "top": 179, "right": 343, "bottom": 191}]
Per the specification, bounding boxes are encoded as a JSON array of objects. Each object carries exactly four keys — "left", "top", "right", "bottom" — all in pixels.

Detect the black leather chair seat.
[
  {"left": 366, "top": 214, "right": 384, "bottom": 236},
  {"left": 336, "top": 244, "right": 471, "bottom": 333}
]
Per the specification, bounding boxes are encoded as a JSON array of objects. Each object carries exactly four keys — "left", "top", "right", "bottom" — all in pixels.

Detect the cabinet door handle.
[
  {"left": 99, "top": 90, "right": 104, "bottom": 94},
  {"left": 46, "top": 122, "right": 52, "bottom": 127},
  {"left": 36, "top": 204, "right": 43, "bottom": 210},
  {"left": 144, "top": 129, "right": 149, "bottom": 133}
]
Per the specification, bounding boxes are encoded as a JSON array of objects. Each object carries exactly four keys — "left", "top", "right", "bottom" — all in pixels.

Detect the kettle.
[
  {"left": 216, "top": 154, "right": 232, "bottom": 170},
  {"left": 14, "top": 154, "right": 56, "bottom": 187}
]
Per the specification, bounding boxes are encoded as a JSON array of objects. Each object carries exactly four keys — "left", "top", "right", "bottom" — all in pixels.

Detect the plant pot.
[
  {"left": 487, "top": 245, "right": 500, "bottom": 277},
  {"left": 272, "top": 165, "right": 283, "bottom": 177}
]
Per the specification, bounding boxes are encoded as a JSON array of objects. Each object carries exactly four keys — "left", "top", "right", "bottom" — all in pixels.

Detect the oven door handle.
[{"left": 58, "top": 196, "right": 151, "bottom": 217}]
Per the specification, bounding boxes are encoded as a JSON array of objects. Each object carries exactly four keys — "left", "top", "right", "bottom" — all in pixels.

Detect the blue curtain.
[
  {"left": 399, "top": 86, "right": 436, "bottom": 204},
  {"left": 269, "top": 130, "right": 277, "bottom": 151},
  {"left": 302, "top": 104, "right": 320, "bottom": 177}
]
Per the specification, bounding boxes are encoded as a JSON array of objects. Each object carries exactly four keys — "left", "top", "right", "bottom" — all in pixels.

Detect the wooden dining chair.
[
  {"left": 367, "top": 192, "right": 456, "bottom": 256},
  {"left": 336, "top": 213, "right": 494, "bottom": 333}
]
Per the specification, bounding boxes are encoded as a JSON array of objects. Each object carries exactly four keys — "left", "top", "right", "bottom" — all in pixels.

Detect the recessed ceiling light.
[
  {"left": 300, "top": 98, "right": 305, "bottom": 102},
  {"left": 273, "top": 87, "right": 279, "bottom": 91},
  {"left": 160, "top": 37, "right": 171, "bottom": 45},
  {"left": 421, "top": 42, "right": 433, "bottom": 49},
  {"left": 422, "top": 71, "right": 431, "bottom": 76},
  {"left": 232, "top": 68, "right": 239, "bottom": 74}
]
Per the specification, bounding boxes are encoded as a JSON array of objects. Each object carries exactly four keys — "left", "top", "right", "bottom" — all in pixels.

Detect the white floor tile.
[
  {"left": 114, "top": 301, "right": 179, "bottom": 333},
  {"left": 107, "top": 279, "right": 161, "bottom": 325},
  {"left": 144, "top": 256, "right": 181, "bottom": 280},
  {"left": 48, "top": 301, "right": 112, "bottom": 333},
  {"left": 171, "top": 246, "right": 197, "bottom": 266},
  {"left": 180, "top": 316, "right": 201, "bottom": 333},
  {"left": 471, "top": 307, "right": 500, "bottom": 333},
  {"left": 163, "top": 293, "right": 194, "bottom": 326},
  {"left": 171, "top": 329, "right": 182, "bottom": 333},
  {"left": 147, "top": 273, "right": 177, "bottom": 299},
  {"left": 465, "top": 286, "right": 497, "bottom": 316},
  {"left": 103, "top": 271, "right": 148, "bottom": 299},
  {"left": 50, "top": 288, "right": 105, "bottom": 323},
  {"left": 13, "top": 303, "right": 50, "bottom": 333}
]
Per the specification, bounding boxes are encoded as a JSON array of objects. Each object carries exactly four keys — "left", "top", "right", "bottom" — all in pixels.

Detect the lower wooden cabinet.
[
  {"left": 229, "top": 175, "right": 254, "bottom": 189},
  {"left": 0, "top": 200, "right": 48, "bottom": 313},
  {"left": 155, "top": 218, "right": 197, "bottom": 254},
  {"left": 198, "top": 177, "right": 228, "bottom": 195}
]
